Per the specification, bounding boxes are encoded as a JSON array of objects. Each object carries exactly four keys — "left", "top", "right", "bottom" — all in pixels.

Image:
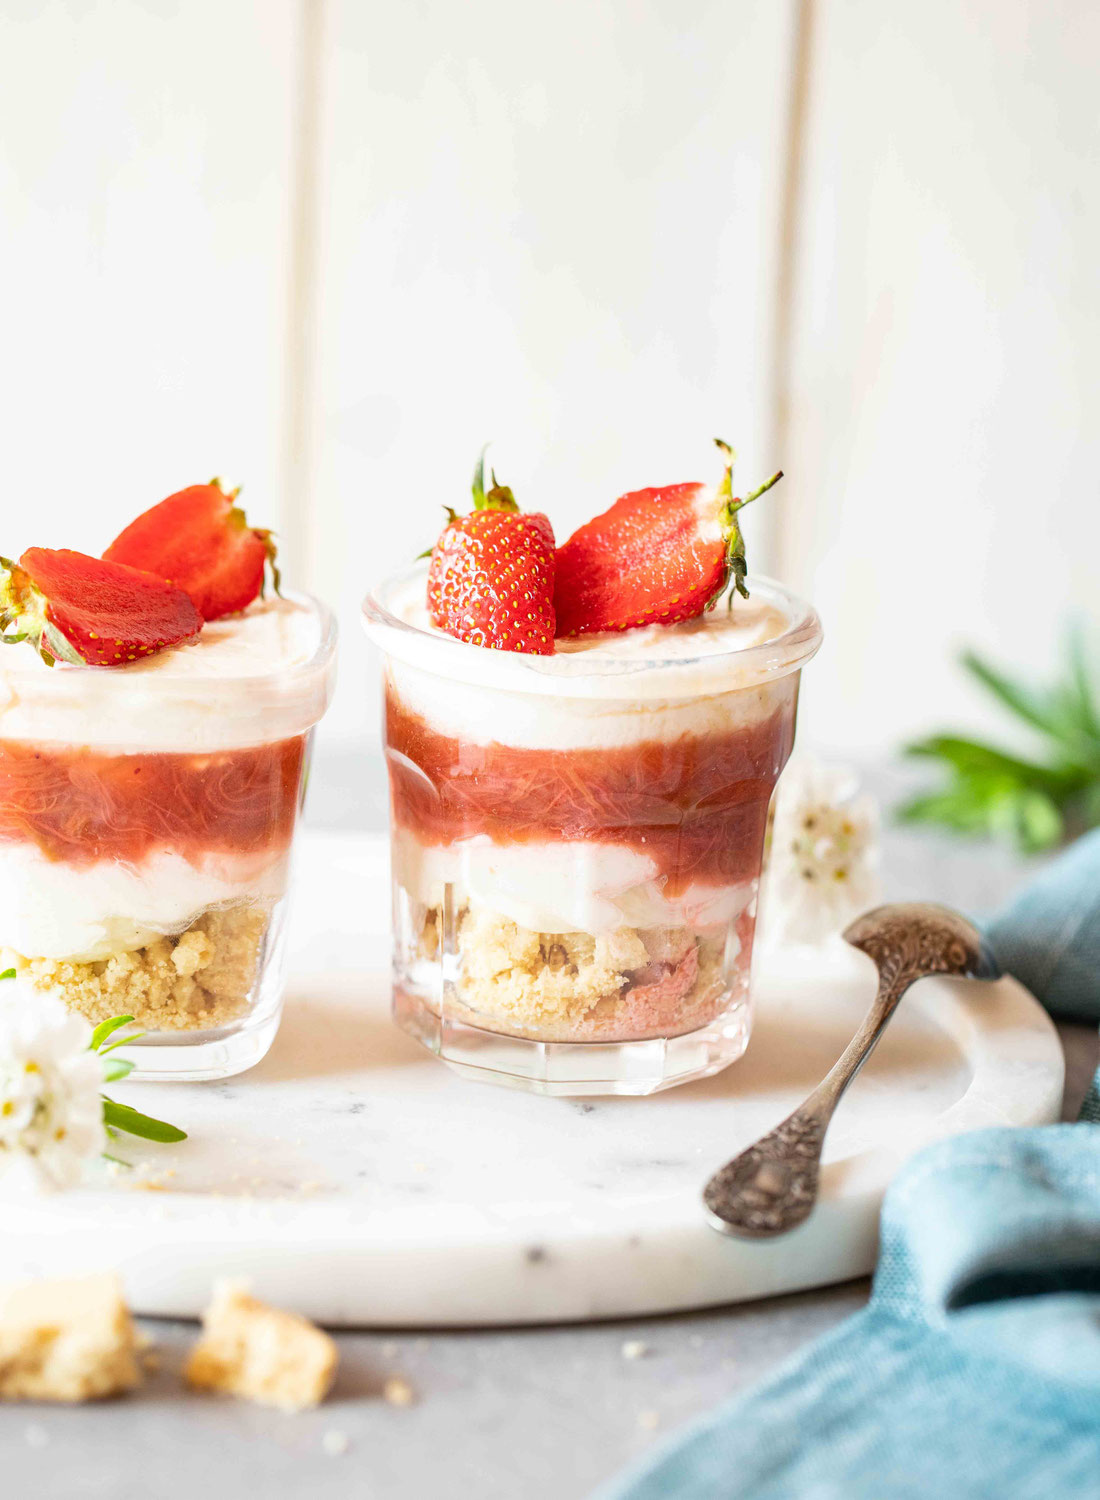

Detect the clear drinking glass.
[
  {"left": 364, "top": 566, "right": 821, "bottom": 1096},
  {"left": 0, "top": 594, "right": 336, "bottom": 1080}
]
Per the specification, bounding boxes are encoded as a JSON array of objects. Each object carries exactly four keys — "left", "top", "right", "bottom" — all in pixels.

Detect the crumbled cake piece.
[
  {"left": 8, "top": 905, "right": 268, "bottom": 1032},
  {"left": 382, "top": 1376, "right": 415, "bottom": 1407},
  {"left": 0, "top": 1274, "right": 140, "bottom": 1403},
  {"left": 184, "top": 1281, "right": 337, "bottom": 1412}
]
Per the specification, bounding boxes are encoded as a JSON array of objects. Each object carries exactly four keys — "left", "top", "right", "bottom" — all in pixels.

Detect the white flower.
[
  {"left": 762, "top": 758, "right": 881, "bottom": 947},
  {"left": 0, "top": 978, "right": 105, "bottom": 1191}
]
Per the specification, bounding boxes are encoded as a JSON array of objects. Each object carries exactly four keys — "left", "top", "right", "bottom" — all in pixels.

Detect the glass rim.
[{"left": 362, "top": 561, "right": 822, "bottom": 697}]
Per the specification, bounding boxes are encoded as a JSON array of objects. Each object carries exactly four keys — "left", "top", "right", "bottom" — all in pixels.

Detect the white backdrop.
[{"left": 1, "top": 0, "right": 1096, "bottom": 761}]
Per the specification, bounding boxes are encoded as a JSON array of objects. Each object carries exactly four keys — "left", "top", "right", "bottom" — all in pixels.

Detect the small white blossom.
[
  {"left": 0, "top": 979, "right": 105, "bottom": 1191},
  {"left": 762, "top": 759, "right": 881, "bottom": 947}
]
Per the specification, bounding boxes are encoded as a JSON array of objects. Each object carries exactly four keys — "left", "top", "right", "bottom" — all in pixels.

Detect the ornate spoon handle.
[{"left": 702, "top": 903, "right": 1000, "bottom": 1239}]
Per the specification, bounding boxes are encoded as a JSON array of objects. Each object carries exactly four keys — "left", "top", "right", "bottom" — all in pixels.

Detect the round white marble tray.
[{"left": 2, "top": 832, "right": 1064, "bottom": 1327}]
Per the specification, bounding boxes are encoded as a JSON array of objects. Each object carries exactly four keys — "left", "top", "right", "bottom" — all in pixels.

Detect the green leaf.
[
  {"left": 959, "top": 648, "right": 1100, "bottom": 773},
  {"left": 898, "top": 770, "right": 1066, "bottom": 855},
  {"left": 1012, "top": 788, "right": 1064, "bottom": 852},
  {"left": 99, "top": 1030, "right": 145, "bottom": 1055},
  {"left": 960, "top": 650, "right": 1058, "bottom": 738},
  {"left": 1065, "top": 622, "right": 1100, "bottom": 740},
  {"left": 101, "top": 1057, "right": 135, "bottom": 1083},
  {"left": 898, "top": 786, "right": 998, "bottom": 836},
  {"left": 89, "top": 1015, "right": 135, "bottom": 1052},
  {"left": 0, "top": 968, "right": 15, "bottom": 982},
  {"left": 101, "top": 1097, "right": 187, "bottom": 1144},
  {"left": 904, "top": 734, "right": 1082, "bottom": 793}
]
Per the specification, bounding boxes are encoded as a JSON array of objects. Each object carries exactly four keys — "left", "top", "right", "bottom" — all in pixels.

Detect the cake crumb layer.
[
  {"left": 416, "top": 905, "right": 730, "bottom": 1041},
  {"left": 6, "top": 905, "right": 268, "bottom": 1031}
]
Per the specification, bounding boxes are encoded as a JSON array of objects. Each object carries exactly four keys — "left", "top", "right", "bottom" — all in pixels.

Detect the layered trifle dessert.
[
  {"left": 0, "top": 482, "right": 335, "bottom": 1079},
  {"left": 364, "top": 445, "right": 821, "bottom": 1093}
]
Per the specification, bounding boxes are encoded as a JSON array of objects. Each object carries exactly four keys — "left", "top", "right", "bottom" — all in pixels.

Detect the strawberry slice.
[
  {"left": 0, "top": 548, "right": 202, "bottom": 667},
  {"left": 553, "top": 441, "right": 782, "bottom": 637},
  {"left": 427, "top": 451, "right": 556, "bottom": 655},
  {"left": 103, "top": 479, "right": 279, "bottom": 622}
]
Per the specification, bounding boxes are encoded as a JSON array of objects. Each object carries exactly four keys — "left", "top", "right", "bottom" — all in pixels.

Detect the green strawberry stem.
[
  {"left": 0, "top": 558, "right": 79, "bottom": 668},
  {"left": 471, "top": 445, "right": 518, "bottom": 513},
  {"left": 710, "top": 439, "right": 784, "bottom": 605}
]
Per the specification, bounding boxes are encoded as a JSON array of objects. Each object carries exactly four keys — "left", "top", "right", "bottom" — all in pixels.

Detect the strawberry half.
[
  {"left": 103, "top": 479, "right": 279, "bottom": 622},
  {"left": 0, "top": 548, "right": 202, "bottom": 667},
  {"left": 553, "top": 441, "right": 782, "bottom": 637},
  {"left": 427, "top": 451, "right": 556, "bottom": 654}
]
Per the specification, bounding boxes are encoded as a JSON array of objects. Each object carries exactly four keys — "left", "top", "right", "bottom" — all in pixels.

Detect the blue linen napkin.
[{"left": 597, "top": 829, "right": 1100, "bottom": 1500}]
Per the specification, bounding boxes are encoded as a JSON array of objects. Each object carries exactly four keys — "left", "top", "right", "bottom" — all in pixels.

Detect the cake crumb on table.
[
  {"left": 621, "top": 1339, "right": 649, "bottom": 1360},
  {"left": 383, "top": 1375, "right": 416, "bottom": 1407},
  {"left": 321, "top": 1429, "right": 350, "bottom": 1456},
  {"left": 0, "top": 1274, "right": 141, "bottom": 1403},
  {"left": 184, "top": 1281, "right": 337, "bottom": 1412}
]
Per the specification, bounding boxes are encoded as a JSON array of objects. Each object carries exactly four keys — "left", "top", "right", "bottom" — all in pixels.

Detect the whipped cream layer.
[
  {"left": 0, "top": 844, "right": 290, "bottom": 963},
  {"left": 393, "top": 828, "right": 753, "bottom": 936},
  {"left": 0, "top": 594, "right": 335, "bottom": 752},
  {"left": 389, "top": 657, "right": 797, "bottom": 750},
  {"left": 366, "top": 566, "right": 818, "bottom": 750}
]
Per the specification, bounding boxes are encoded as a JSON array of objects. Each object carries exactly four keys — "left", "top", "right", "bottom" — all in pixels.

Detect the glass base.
[
  {"left": 393, "top": 987, "right": 753, "bottom": 1096},
  {"left": 120, "top": 1009, "right": 282, "bottom": 1082}
]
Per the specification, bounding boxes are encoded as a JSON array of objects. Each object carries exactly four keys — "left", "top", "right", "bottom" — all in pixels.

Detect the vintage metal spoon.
[{"left": 702, "top": 902, "right": 1001, "bottom": 1239}]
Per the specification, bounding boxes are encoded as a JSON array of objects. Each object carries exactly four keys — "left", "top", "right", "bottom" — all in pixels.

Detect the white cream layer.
[
  {"left": 389, "top": 657, "right": 796, "bottom": 751},
  {"left": 369, "top": 569, "right": 815, "bottom": 751},
  {"left": 0, "top": 594, "right": 334, "bottom": 752},
  {"left": 392, "top": 829, "right": 753, "bottom": 936},
  {"left": 0, "top": 845, "right": 290, "bottom": 963}
]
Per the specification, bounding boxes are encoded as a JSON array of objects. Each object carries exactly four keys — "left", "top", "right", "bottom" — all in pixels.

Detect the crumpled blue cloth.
[{"left": 597, "top": 829, "right": 1100, "bottom": 1500}]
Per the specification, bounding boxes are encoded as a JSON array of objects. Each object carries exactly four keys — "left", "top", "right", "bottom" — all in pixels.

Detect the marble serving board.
[{"left": 3, "top": 832, "right": 1064, "bottom": 1327}]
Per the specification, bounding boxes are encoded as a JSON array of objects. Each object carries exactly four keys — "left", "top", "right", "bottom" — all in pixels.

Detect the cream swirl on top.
[{"left": 0, "top": 594, "right": 335, "bottom": 752}]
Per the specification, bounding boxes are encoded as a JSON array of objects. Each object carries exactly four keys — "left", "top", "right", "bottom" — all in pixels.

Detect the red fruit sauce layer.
[
  {"left": 0, "top": 735, "right": 308, "bottom": 865},
  {"left": 385, "top": 688, "right": 796, "bottom": 894}
]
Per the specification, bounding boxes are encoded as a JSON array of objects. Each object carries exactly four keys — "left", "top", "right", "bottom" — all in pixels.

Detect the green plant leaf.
[
  {"left": 1066, "top": 622, "right": 1100, "bottom": 740},
  {"left": 897, "top": 786, "right": 1000, "bottom": 836},
  {"left": 89, "top": 1015, "right": 135, "bottom": 1052},
  {"left": 1012, "top": 788, "right": 1064, "bottom": 852},
  {"left": 898, "top": 772, "right": 1064, "bottom": 855},
  {"left": 960, "top": 650, "right": 1061, "bottom": 734},
  {"left": 0, "top": 968, "right": 15, "bottom": 982},
  {"left": 904, "top": 734, "right": 1083, "bottom": 793},
  {"left": 102, "top": 1097, "right": 187, "bottom": 1143},
  {"left": 99, "top": 1030, "right": 145, "bottom": 1055},
  {"left": 899, "top": 629, "right": 1100, "bottom": 852},
  {"left": 101, "top": 1057, "right": 135, "bottom": 1083}
]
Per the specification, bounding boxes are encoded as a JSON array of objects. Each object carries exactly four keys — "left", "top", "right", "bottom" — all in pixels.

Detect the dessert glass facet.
[
  {"left": 0, "top": 594, "right": 336, "bottom": 1080},
  {"left": 364, "top": 565, "right": 821, "bottom": 1095}
]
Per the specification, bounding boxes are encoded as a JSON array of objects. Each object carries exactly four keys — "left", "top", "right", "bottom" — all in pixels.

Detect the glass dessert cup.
[
  {"left": 0, "top": 593, "right": 336, "bottom": 1081},
  {"left": 364, "top": 566, "right": 822, "bottom": 1096}
]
